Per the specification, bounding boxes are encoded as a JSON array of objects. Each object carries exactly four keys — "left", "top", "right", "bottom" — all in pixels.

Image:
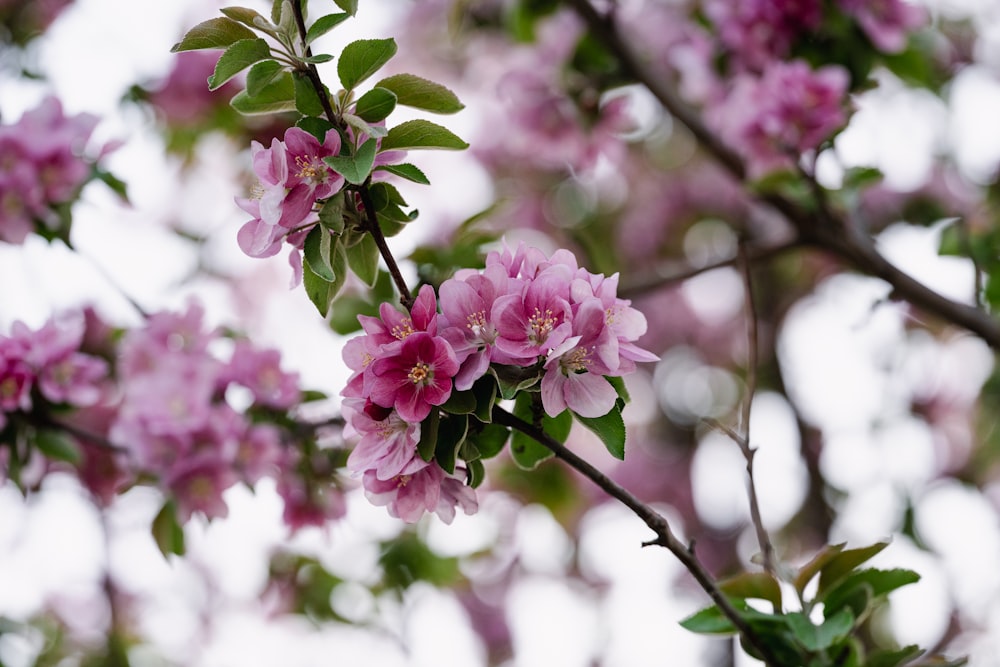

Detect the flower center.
[
  {"left": 391, "top": 318, "right": 415, "bottom": 340},
  {"left": 561, "top": 347, "right": 591, "bottom": 374},
  {"left": 528, "top": 307, "right": 556, "bottom": 345},
  {"left": 408, "top": 362, "right": 431, "bottom": 385},
  {"left": 294, "top": 155, "right": 326, "bottom": 184}
]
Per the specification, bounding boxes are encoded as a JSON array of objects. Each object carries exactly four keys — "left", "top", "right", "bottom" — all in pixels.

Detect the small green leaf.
[
  {"left": 338, "top": 38, "right": 398, "bottom": 91},
  {"left": 246, "top": 59, "right": 285, "bottom": 97},
  {"left": 867, "top": 645, "right": 926, "bottom": 667},
  {"left": 347, "top": 233, "right": 380, "bottom": 287},
  {"left": 34, "top": 430, "right": 81, "bottom": 464},
  {"left": 355, "top": 87, "right": 397, "bottom": 123},
  {"left": 375, "top": 73, "right": 464, "bottom": 114},
  {"left": 94, "top": 167, "right": 129, "bottom": 204},
  {"left": 230, "top": 71, "right": 295, "bottom": 115},
  {"left": 208, "top": 38, "right": 271, "bottom": 90},
  {"left": 304, "top": 225, "right": 336, "bottom": 282},
  {"left": 323, "top": 137, "right": 377, "bottom": 185},
  {"left": 441, "top": 389, "right": 477, "bottom": 415},
  {"left": 220, "top": 6, "right": 267, "bottom": 29},
  {"left": 679, "top": 604, "right": 738, "bottom": 635},
  {"left": 318, "top": 192, "right": 346, "bottom": 234},
  {"left": 468, "top": 422, "right": 509, "bottom": 460},
  {"left": 466, "top": 458, "right": 486, "bottom": 488},
  {"left": 375, "top": 163, "right": 430, "bottom": 185},
  {"left": 302, "top": 53, "right": 335, "bottom": 64},
  {"left": 718, "top": 572, "right": 782, "bottom": 613},
  {"left": 171, "top": 17, "right": 257, "bottom": 52},
  {"left": 472, "top": 376, "right": 497, "bottom": 423},
  {"left": 489, "top": 364, "right": 541, "bottom": 400},
  {"left": 435, "top": 414, "right": 469, "bottom": 474},
  {"left": 574, "top": 401, "right": 626, "bottom": 460},
  {"left": 509, "top": 394, "right": 571, "bottom": 470},
  {"left": 794, "top": 543, "right": 847, "bottom": 595},
  {"left": 302, "top": 238, "right": 347, "bottom": 316},
  {"left": 332, "top": 0, "right": 358, "bottom": 16},
  {"left": 306, "top": 12, "right": 350, "bottom": 43},
  {"left": 822, "top": 568, "right": 921, "bottom": 613},
  {"left": 152, "top": 500, "right": 186, "bottom": 557},
  {"left": 817, "top": 541, "right": 890, "bottom": 595},
  {"left": 418, "top": 409, "right": 440, "bottom": 462},
  {"left": 297, "top": 116, "right": 337, "bottom": 143},
  {"left": 341, "top": 112, "right": 389, "bottom": 140},
  {"left": 294, "top": 72, "right": 327, "bottom": 116},
  {"left": 607, "top": 375, "right": 630, "bottom": 405},
  {"left": 786, "top": 609, "right": 854, "bottom": 652},
  {"left": 380, "top": 119, "right": 469, "bottom": 151}
]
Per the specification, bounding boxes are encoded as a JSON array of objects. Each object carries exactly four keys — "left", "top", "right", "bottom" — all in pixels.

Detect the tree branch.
[
  {"left": 492, "top": 405, "right": 783, "bottom": 666},
  {"left": 564, "top": 0, "right": 1000, "bottom": 349}
]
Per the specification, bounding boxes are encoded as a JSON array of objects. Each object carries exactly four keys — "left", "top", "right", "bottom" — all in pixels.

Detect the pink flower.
[
  {"left": 369, "top": 332, "right": 459, "bottom": 423},
  {"left": 343, "top": 397, "right": 427, "bottom": 480},
  {"left": 705, "top": 0, "right": 822, "bottom": 70},
  {"left": 709, "top": 60, "right": 848, "bottom": 178},
  {"left": 362, "top": 463, "right": 477, "bottom": 524},
  {"left": 223, "top": 340, "right": 301, "bottom": 409},
  {"left": 837, "top": 0, "right": 926, "bottom": 53},
  {"left": 492, "top": 269, "right": 574, "bottom": 362}
]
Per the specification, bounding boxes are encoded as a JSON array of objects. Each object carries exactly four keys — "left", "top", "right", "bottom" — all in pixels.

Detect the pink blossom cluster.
[
  {"left": 0, "top": 97, "right": 107, "bottom": 244},
  {"left": 0, "top": 313, "right": 108, "bottom": 432},
  {"left": 704, "top": 0, "right": 823, "bottom": 71},
  {"left": 708, "top": 60, "right": 849, "bottom": 178},
  {"left": 837, "top": 0, "right": 927, "bottom": 53},
  {"left": 341, "top": 243, "right": 658, "bottom": 523},
  {"left": 107, "top": 302, "right": 341, "bottom": 526},
  {"left": 0, "top": 0, "right": 74, "bottom": 44}
]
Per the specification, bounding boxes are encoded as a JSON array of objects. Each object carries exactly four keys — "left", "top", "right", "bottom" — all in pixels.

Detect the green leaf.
[
  {"left": 151, "top": 500, "right": 185, "bottom": 557},
  {"left": 332, "top": 0, "right": 358, "bottom": 16},
  {"left": 347, "top": 233, "right": 380, "bottom": 287},
  {"left": 306, "top": 12, "right": 350, "bottom": 44},
  {"left": 817, "top": 541, "right": 890, "bottom": 595},
  {"left": 303, "top": 225, "right": 336, "bottom": 282},
  {"left": 323, "top": 138, "right": 377, "bottom": 185},
  {"left": 472, "top": 376, "right": 497, "bottom": 423},
  {"left": 718, "top": 572, "right": 782, "bottom": 613},
  {"left": 230, "top": 71, "right": 295, "bottom": 115},
  {"left": 297, "top": 116, "right": 337, "bottom": 142},
  {"left": 338, "top": 38, "right": 398, "bottom": 91},
  {"left": 220, "top": 6, "right": 267, "bottom": 29},
  {"left": 374, "top": 163, "right": 430, "bottom": 185},
  {"left": 374, "top": 73, "right": 464, "bottom": 114},
  {"left": 607, "top": 375, "right": 630, "bottom": 405},
  {"left": 302, "top": 53, "right": 335, "bottom": 64},
  {"left": 867, "top": 646, "right": 925, "bottom": 667},
  {"left": 294, "top": 72, "right": 327, "bottom": 117},
  {"left": 822, "top": 568, "right": 921, "bottom": 613},
  {"left": 341, "top": 112, "right": 389, "bottom": 140},
  {"left": 467, "top": 422, "right": 509, "bottom": 459},
  {"left": 34, "top": 429, "right": 81, "bottom": 464},
  {"left": 574, "top": 401, "right": 626, "bottom": 460},
  {"left": 785, "top": 609, "right": 854, "bottom": 652},
  {"left": 794, "top": 543, "right": 847, "bottom": 595},
  {"left": 208, "top": 38, "right": 271, "bottom": 90},
  {"left": 355, "top": 87, "right": 397, "bottom": 123},
  {"left": 435, "top": 414, "right": 469, "bottom": 474},
  {"left": 418, "top": 409, "right": 440, "bottom": 462},
  {"left": 509, "top": 394, "right": 572, "bottom": 470},
  {"left": 246, "top": 59, "right": 285, "bottom": 97},
  {"left": 441, "top": 389, "right": 477, "bottom": 415},
  {"left": 94, "top": 167, "right": 129, "bottom": 204},
  {"left": 302, "top": 238, "right": 347, "bottom": 316},
  {"left": 171, "top": 17, "right": 257, "bottom": 52},
  {"left": 466, "top": 458, "right": 486, "bottom": 488},
  {"left": 679, "top": 604, "right": 739, "bottom": 635},
  {"left": 380, "top": 119, "right": 469, "bottom": 151},
  {"left": 318, "top": 191, "right": 346, "bottom": 234},
  {"left": 489, "top": 364, "right": 541, "bottom": 400}
]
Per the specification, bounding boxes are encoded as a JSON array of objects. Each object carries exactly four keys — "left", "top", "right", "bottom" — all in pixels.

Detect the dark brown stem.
[
  {"left": 492, "top": 405, "right": 783, "bottom": 666},
  {"left": 565, "top": 0, "right": 1000, "bottom": 349},
  {"left": 289, "top": 1, "right": 413, "bottom": 309}
]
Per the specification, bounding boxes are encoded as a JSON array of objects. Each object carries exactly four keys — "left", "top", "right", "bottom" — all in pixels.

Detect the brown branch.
[
  {"left": 564, "top": 0, "right": 1000, "bottom": 350},
  {"left": 289, "top": 0, "right": 414, "bottom": 309},
  {"left": 492, "top": 405, "right": 784, "bottom": 666}
]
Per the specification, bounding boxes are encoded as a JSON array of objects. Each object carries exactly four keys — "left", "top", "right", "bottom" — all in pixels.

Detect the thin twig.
[
  {"left": 289, "top": 0, "right": 413, "bottom": 309},
  {"left": 492, "top": 405, "right": 783, "bottom": 666},
  {"left": 564, "top": 0, "right": 1000, "bottom": 349}
]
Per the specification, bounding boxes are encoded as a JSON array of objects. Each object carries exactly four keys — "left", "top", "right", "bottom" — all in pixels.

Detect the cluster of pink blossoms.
[
  {"left": 0, "top": 97, "right": 110, "bottom": 244},
  {"left": 341, "top": 243, "right": 658, "bottom": 523},
  {"left": 709, "top": 60, "right": 849, "bottom": 178},
  {"left": 0, "top": 312, "right": 108, "bottom": 432},
  {"left": 1, "top": 303, "right": 344, "bottom": 529},
  {"left": 236, "top": 125, "right": 402, "bottom": 284}
]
